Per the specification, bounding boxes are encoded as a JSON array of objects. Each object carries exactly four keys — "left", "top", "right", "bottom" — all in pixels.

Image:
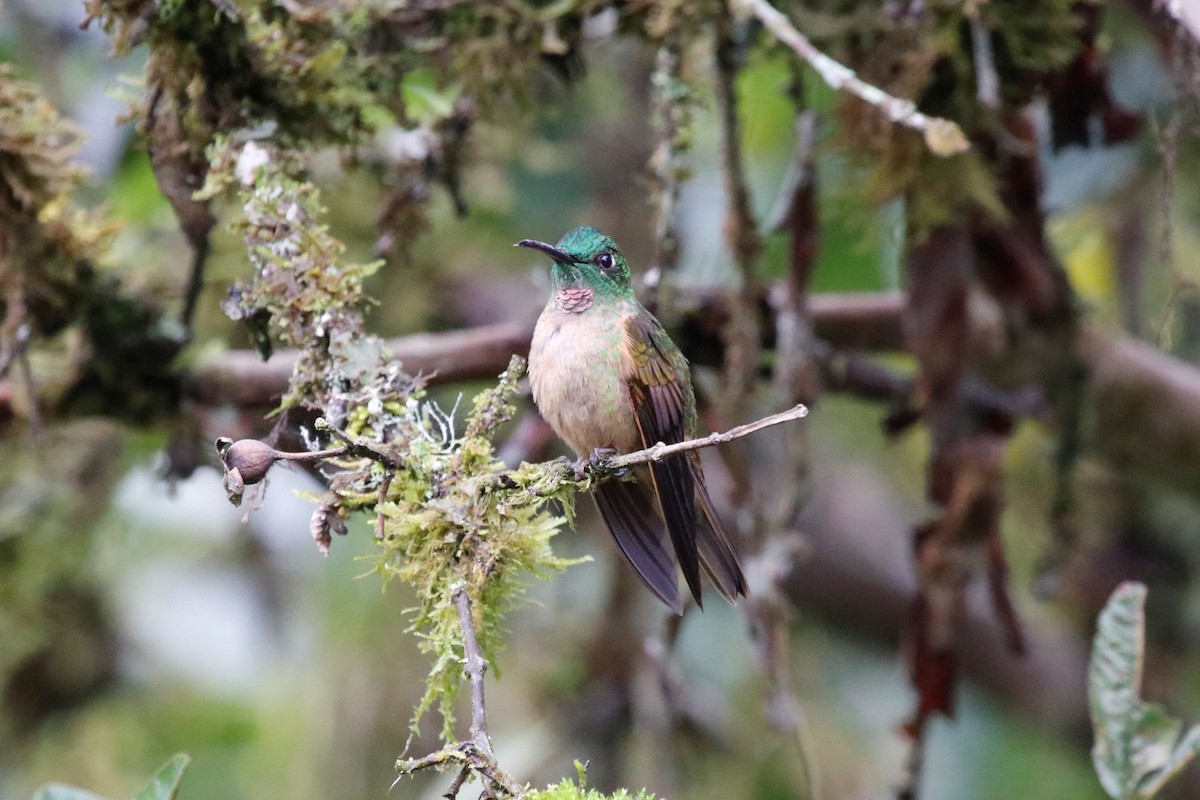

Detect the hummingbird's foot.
[
  {"left": 572, "top": 447, "right": 623, "bottom": 480},
  {"left": 571, "top": 456, "right": 589, "bottom": 481},
  {"left": 589, "top": 447, "right": 625, "bottom": 476}
]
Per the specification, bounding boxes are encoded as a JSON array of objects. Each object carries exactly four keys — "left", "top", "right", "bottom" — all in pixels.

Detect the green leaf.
[
  {"left": 130, "top": 755, "right": 191, "bottom": 800},
  {"left": 1089, "top": 582, "right": 1200, "bottom": 799},
  {"left": 32, "top": 787, "right": 109, "bottom": 800},
  {"left": 400, "top": 70, "right": 461, "bottom": 125}
]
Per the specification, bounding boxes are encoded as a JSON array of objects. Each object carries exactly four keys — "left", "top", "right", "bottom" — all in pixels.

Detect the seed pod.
[{"left": 219, "top": 438, "right": 279, "bottom": 486}]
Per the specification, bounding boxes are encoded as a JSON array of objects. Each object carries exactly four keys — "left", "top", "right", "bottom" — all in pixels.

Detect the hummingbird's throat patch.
[{"left": 555, "top": 286, "right": 594, "bottom": 313}]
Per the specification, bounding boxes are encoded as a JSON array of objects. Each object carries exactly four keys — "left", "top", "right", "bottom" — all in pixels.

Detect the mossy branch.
[
  {"left": 215, "top": 358, "right": 808, "bottom": 774},
  {"left": 733, "top": 0, "right": 970, "bottom": 156}
]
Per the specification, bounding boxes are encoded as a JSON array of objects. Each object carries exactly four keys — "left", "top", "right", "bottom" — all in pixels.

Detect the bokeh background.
[{"left": 3, "top": 1, "right": 1200, "bottom": 799}]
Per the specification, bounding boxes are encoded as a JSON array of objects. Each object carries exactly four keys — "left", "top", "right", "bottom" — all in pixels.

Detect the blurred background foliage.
[{"left": 3, "top": 0, "right": 1200, "bottom": 799}]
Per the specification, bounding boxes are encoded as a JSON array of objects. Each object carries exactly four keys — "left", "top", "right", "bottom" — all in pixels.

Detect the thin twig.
[
  {"left": 454, "top": 588, "right": 495, "bottom": 760},
  {"left": 315, "top": 418, "right": 402, "bottom": 468},
  {"left": 896, "top": 729, "right": 926, "bottom": 800},
  {"left": 395, "top": 742, "right": 520, "bottom": 797},
  {"left": 763, "top": 109, "right": 818, "bottom": 236},
  {"left": 180, "top": 235, "right": 211, "bottom": 338},
  {"left": 442, "top": 766, "right": 471, "bottom": 799},
  {"left": 643, "top": 609, "right": 688, "bottom": 724},
  {"left": 600, "top": 403, "right": 808, "bottom": 471},
  {"left": 376, "top": 469, "right": 394, "bottom": 540},
  {"left": 0, "top": 287, "right": 25, "bottom": 379},
  {"left": 967, "top": 12, "right": 999, "bottom": 109},
  {"left": 273, "top": 445, "right": 348, "bottom": 462},
  {"left": 734, "top": 0, "right": 969, "bottom": 156},
  {"left": 16, "top": 325, "right": 43, "bottom": 439}
]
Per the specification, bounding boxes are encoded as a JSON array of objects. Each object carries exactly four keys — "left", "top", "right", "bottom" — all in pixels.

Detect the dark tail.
[
  {"left": 690, "top": 456, "right": 748, "bottom": 603},
  {"left": 594, "top": 479, "right": 683, "bottom": 614},
  {"left": 644, "top": 449, "right": 704, "bottom": 608}
]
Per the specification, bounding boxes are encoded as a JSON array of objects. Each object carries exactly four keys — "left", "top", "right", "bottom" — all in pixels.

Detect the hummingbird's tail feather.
[
  {"left": 644, "top": 452, "right": 704, "bottom": 609},
  {"left": 691, "top": 456, "right": 748, "bottom": 603},
  {"left": 593, "top": 480, "right": 684, "bottom": 614}
]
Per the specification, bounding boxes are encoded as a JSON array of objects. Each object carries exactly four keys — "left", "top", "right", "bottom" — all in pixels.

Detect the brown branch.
[
  {"left": 184, "top": 321, "right": 534, "bottom": 407},
  {"left": 182, "top": 291, "right": 908, "bottom": 410},
  {"left": 186, "top": 290, "right": 1200, "bottom": 510},
  {"left": 714, "top": 4, "right": 764, "bottom": 411},
  {"left": 770, "top": 100, "right": 819, "bottom": 407},
  {"left": 180, "top": 235, "right": 211, "bottom": 337}
]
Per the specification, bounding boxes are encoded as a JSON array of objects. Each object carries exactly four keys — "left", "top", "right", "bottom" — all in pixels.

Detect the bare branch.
[
  {"left": 734, "top": 0, "right": 970, "bottom": 156},
  {"left": 442, "top": 766, "right": 470, "bottom": 800},
  {"left": 714, "top": 4, "right": 764, "bottom": 413},
  {"left": 600, "top": 403, "right": 809, "bottom": 471},
  {"left": 454, "top": 588, "right": 495, "bottom": 760},
  {"left": 967, "top": 12, "right": 1000, "bottom": 109},
  {"left": 769, "top": 92, "right": 820, "bottom": 407},
  {"left": 392, "top": 590, "right": 521, "bottom": 799},
  {"left": 395, "top": 741, "right": 520, "bottom": 798},
  {"left": 179, "top": 236, "right": 211, "bottom": 337},
  {"left": 184, "top": 321, "right": 533, "bottom": 407},
  {"left": 182, "top": 291, "right": 909, "bottom": 410},
  {"left": 188, "top": 290, "right": 1200, "bottom": 512},
  {"left": 896, "top": 729, "right": 926, "bottom": 800}
]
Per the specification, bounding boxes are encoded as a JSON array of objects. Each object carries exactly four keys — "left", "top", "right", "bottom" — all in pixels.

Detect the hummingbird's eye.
[{"left": 596, "top": 252, "right": 615, "bottom": 271}]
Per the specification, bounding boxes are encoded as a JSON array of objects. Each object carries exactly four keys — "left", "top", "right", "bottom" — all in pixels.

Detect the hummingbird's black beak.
[{"left": 516, "top": 239, "right": 575, "bottom": 264}]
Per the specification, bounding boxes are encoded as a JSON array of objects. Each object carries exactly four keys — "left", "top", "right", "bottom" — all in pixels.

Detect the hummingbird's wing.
[
  {"left": 593, "top": 477, "right": 683, "bottom": 614},
  {"left": 620, "top": 314, "right": 704, "bottom": 608}
]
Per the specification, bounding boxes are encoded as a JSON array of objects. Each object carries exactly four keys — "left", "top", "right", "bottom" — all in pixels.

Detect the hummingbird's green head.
[{"left": 516, "top": 226, "right": 632, "bottom": 296}]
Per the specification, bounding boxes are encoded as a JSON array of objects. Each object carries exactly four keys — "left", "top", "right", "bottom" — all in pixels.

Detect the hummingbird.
[{"left": 518, "top": 226, "right": 747, "bottom": 613}]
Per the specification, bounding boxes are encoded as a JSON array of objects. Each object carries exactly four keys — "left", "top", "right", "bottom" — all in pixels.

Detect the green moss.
[
  {"left": 368, "top": 357, "right": 580, "bottom": 738},
  {"left": 526, "top": 781, "right": 657, "bottom": 800},
  {"left": 525, "top": 762, "right": 656, "bottom": 800}
]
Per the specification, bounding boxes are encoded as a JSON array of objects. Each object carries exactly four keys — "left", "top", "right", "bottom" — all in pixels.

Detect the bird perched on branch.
[{"left": 518, "top": 226, "right": 747, "bottom": 613}]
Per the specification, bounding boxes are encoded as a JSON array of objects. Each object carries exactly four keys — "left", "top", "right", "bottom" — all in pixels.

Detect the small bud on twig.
[
  {"left": 220, "top": 438, "right": 280, "bottom": 485},
  {"left": 215, "top": 437, "right": 282, "bottom": 506}
]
